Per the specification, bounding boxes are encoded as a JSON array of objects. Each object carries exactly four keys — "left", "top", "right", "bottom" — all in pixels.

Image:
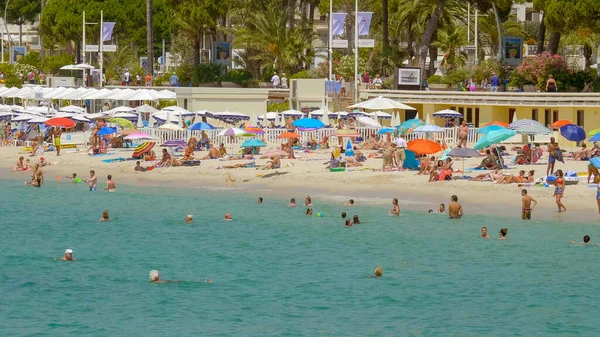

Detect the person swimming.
[
  {"left": 289, "top": 198, "right": 296, "bottom": 207},
  {"left": 100, "top": 210, "right": 110, "bottom": 222},
  {"left": 570, "top": 235, "right": 591, "bottom": 245},
  {"left": 67, "top": 173, "right": 82, "bottom": 183},
  {"left": 374, "top": 267, "right": 383, "bottom": 277},
  {"left": 438, "top": 204, "right": 445, "bottom": 213},
  {"left": 224, "top": 213, "right": 232, "bottom": 221},
  {"left": 341, "top": 212, "right": 347, "bottom": 219},
  {"left": 186, "top": 214, "right": 193, "bottom": 223},
  {"left": 61, "top": 249, "right": 75, "bottom": 261},
  {"left": 499, "top": 228, "right": 508, "bottom": 240},
  {"left": 104, "top": 174, "right": 116, "bottom": 192},
  {"left": 306, "top": 208, "right": 313, "bottom": 216},
  {"left": 390, "top": 198, "right": 400, "bottom": 216},
  {"left": 481, "top": 226, "right": 490, "bottom": 238},
  {"left": 304, "top": 196, "right": 313, "bottom": 206},
  {"left": 258, "top": 197, "right": 263, "bottom": 204},
  {"left": 347, "top": 199, "right": 355, "bottom": 206},
  {"left": 345, "top": 219, "right": 353, "bottom": 227},
  {"left": 149, "top": 270, "right": 211, "bottom": 284},
  {"left": 352, "top": 215, "right": 361, "bottom": 224}
]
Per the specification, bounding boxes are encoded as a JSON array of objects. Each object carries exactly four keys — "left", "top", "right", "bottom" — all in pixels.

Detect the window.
[
  {"left": 577, "top": 110, "right": 584, "bottom": 128},
  {"left": 475, "top": 108, "right": 480, "bottom": 127},
  {"left": 553, "top": 110, "right": 559, "bottom": 123},
  {"left": 406, "top": 110, "right": 417, "bottom": 120},
  {"left": 532, "top": 109, "right": 538, "bottom": 121},
  {"left": 466, "top": 108, "right": 473, "bottom": 124},
  {"left": 544, "top": 109, "right": 551, "bottom": 127},
  {"left": 458, "top": 107, "right": 464, "bottom": 122},
  {"left": 509, "top": 108, "right": 516, "bottom": 123}
]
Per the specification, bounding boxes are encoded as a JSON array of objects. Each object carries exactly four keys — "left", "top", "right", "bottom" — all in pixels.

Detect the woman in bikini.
[
  {"left": 554, "top": 169, "right": 567, "bottom": 212},
  {"left": 471, "top": 169, "right": 503, "bottom": 182},
  {"left": 496, "top": 170, "right": 526, "bottom": 184},
  {"left": 13, "top": 156, "right": 25, "bottom": 171}
]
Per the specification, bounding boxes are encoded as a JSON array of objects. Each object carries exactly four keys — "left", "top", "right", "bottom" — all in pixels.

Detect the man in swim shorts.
[
  {"left": 521, "top": 189, "right": 537, "bottom": 220},
  {"left": 86, "top": 170, "right": 97, "bottom": 191},
  {"left": 53, "top": 127, "right": 62, "bottom": 156},
  {"left": 448, "top": 195, "right": 463, "bottom": 219},
  {"left": 61, "top": 249, "right": 75, "bottom": 261}
]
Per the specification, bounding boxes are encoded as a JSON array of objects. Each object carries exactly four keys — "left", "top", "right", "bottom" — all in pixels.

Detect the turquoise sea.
[{"left": 1, "top": 178, "right": 600, "bottom": 336}]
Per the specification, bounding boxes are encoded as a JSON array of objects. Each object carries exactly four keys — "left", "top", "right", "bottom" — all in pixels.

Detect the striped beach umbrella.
[
  {"left": 432, "top": 109, "right": 462, "bottom": 119},
  {"left": 132, "top": 142, "right": 155, "bottom": 158},
  {"left": 508, "top": 119, "right": 543, "bottom": 130}
]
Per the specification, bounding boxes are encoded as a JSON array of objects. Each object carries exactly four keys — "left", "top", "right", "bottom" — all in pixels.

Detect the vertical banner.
[
  {"left": 332, "top": 13, "right": 347, "bottom": 36},
  {"left": 102, "top": 22, "right": 116, "bottom": 41},
  {"left": 215, "top": 42, "right": 231, "bottom": 66},
  {"left": 12, "top": 46, "right": 26, "bottom": 62},
  {"left": 503, "top": 36, "right": 523, "bottom": 65},
  {"left": 357, "top": 12, "right": 373, "bottom": 36},
  {"left": 140, "top": 56, "right": 148, "bottom": 70}
]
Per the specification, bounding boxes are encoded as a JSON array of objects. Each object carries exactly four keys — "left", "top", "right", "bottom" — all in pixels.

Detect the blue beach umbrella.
[
  {"left": 97, "top": 127, "right": 117, "bottom": 136},
  {"left": 589, "top": 133, "right": 600, "bottom": 142},
  {"left": 292, "top": 118, "right": 325, "bottom": 129},
  {"left": 376, "top": 127, "right": 394, "bottom": 135},
  {"left": 397, "top": 118, "right": 424, "bottom": 134},
  {"left": 413, "top": 124, "right": 443, "bottom": 132},
  {"left": 188, "top": 122, "right": 215, "bottom": 131},
  {"left": 590, "top": 157, "right": 600, "bottom": 169},
  {"left": 478, "top": 124, "right": 507, "bottom": 134},
  {"left": 345, "top": 140, "right": 354, "bottom": 157},
  {"left": 559, "top": 124, "right": 586, "bottom": 142},
  {"left": 240, "top": 139, "right": 266, "bottom": 148},
  {"left": 474, "top": 129, "right": 516, "bottom": 150}
]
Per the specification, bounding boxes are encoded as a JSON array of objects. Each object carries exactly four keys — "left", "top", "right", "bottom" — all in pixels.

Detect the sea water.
[{"left": 1, "top": 178, "right": 600, "bottom": 336}]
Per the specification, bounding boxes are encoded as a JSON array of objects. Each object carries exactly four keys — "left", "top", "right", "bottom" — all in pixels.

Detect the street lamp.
[{"left": 2, "top": 0, "right": 11, "bottom": 63}]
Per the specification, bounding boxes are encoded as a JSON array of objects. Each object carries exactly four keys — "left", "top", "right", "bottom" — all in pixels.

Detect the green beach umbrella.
[{"left": 474, "top": 129, "right": 516, "bottom": 150}]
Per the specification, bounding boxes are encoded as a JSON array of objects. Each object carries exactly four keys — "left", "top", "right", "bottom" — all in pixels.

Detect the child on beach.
[{"left": 104, "top": 174, "right": 116, "bottom": 192}]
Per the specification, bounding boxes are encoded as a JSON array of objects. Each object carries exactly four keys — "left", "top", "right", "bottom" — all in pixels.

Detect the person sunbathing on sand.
[
  {"left": 183, "top": 144, "right": 195, "bottom": 160},
  {"left": 474, "top": 149, "right": 498, "bottom": 169},
  {"left": 219, "top": 143, "right": 227, "bottom": 156},
  {"left": 263, "top": 156, "right": 281, "bottom": 170},
  {"left": 159, "top": 149, "right": 182, "bottom": 167},
  {"left": 201, "top": 144, "right": 222, "bottom": 160},
  {"left": 135, "top": 161, "right": 149, "bottom": 172},
  {"left": 496, "top": 170, "right": 533, "bottom": 184},
  {"left": 471, "top": 169, "right": 503, "bottom": 182},
  {"left": 13, "top": 156, "right": 25, "bottom": 171},
  {"left": 144, "top": 149, "right": 156, "bottom": 161},
  {"left": 572, "top": 143, "right": 590, "bottom": 161}
]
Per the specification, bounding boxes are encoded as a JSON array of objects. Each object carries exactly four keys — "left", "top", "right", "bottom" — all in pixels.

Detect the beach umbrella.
[
  {"left": 473, "top": 129, "right": 516, "bottom": 150},
  {"left": 188, "top": 122, "right": 215, "bottom": 131},
  {"left": 45, "top": 117, "right": 76, "bottom": 128},
  {"left": 369, "top": 110, "right": 392, "bottom": 119},
  {"left": 59, "top": 105, "right": 85, "bottom": 113},
  {"left": 413, "top": 124, "right": 444, "bottom": 133},
  {"left": 161, "top": 139, "right": 187, "bottom": 147},
  {"left": 218, "top": 127, "right": 251, "bottom": 137},
  {"left": 263, "top": 149, "right": 289, "bottom": 157},
  {"left": 258, "top": 112, "right": 278, "bottom": 120},
  {"left": 432, "top": 109, "right": 462, "bottom": 119},
  {"left": 559, "top": 124, "right": 586, "bottom": 142},
  {"left": 277, "top": 132, "right": 300, "bottom": 139},
  {"left": 483, "top": 121, "right": 509, "bottom": 128},
  {"left": 345, "top": 140, "right": 354, "bottom": 157},
  {"left": 11, "top": 114, "right": 36, "bottom": 122},
  {"left": 321, "top": 108, "right": 330, "bottom": 126},
  {"left": 447, "top": 147, "right": 481, "bottom": 174},
  {"left": 87, "top": 112, "right": 109, "bottom": 120},
  {"left": 357, "top": 116, "right": 382, "bottom": 128},
  {"left": 508, "top": 119, "right": 543, "bottom": 130},
  {"left": 119, "top": 128, "right": 138, "bottom": 136},
  {"left": 477, "top": 125, "right": 507, "bottom": 134},
  {"left": 109, "top": 106, "right": 136, "bottom": 114},
  {"left": 109, "top": 118, "right": 137, "bottom": 129},
  {"left": 397, "top": 118, "right": 424, "bottom": 134},
  {"left": 515, "top": 124, "right": 552, "bottom": 135},
  {"left": 348, "top": 96, "right": 414, "bottom": 110},
  {"left": 588, "top": 128, "right": 600, "bottom": 138},
  {"left": 243, "top": 125, "right": 265, "bottom": 134},
  {"left": 590, "top": 157, "right": 600, "bottom": 169},
  {"left": 551, "top": 120, "right": 574, "bottom": 129},
  {"left": 124, "top": 132, "right": 152, "bottom": 140},
  {"left": 158, "top": 123, "right": 184, "bottom": 131},
  {"left": 348, "top": 110, "right": 370, "bottom": 117},
  {"left": 111, "top": 112, "right": 138, "bottom": 120},
  {"left": 97, "top": 127, "right": 117, "bottom": 136},
  {"left": 407, "top": 139, "right": 442, "bottom": 155},
  {"left": 589, "top": 133, "right": 600, "bottom": 142},
  {"left": 281, "top": 109, "right": 304, "bottom": 117},
  {"left": 293, "top": 118, "right": 325, "bottom": 129},
  {"left": 137, "top": 104, "right": 158, "bottom": 114},
  {"left": 28, "top": 116, "right": 49, "bottom": 124},
  {"left": 71, "top": 114, "right": 90, "bottom": 123},
  {"left": 240, "top": 139, "right": 266, "bottom": 148},
  {"left": 132, "top": 142, "right": 155, "bottom": 158},
  {"left": 334, "top": 129, "right": 360, "bottom": 138},
  {"left": 376, "top": 127, "right": 395, "bottom": 135}
]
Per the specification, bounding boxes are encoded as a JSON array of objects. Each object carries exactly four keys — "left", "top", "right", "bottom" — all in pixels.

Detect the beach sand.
[{"left": 2, "top": 143, "right": 598, "bottom": 222}]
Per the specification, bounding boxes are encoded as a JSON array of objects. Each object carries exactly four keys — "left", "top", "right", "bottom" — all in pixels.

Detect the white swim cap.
[{"left": 65, "top": 249, "right": 73, "bottom": 254}]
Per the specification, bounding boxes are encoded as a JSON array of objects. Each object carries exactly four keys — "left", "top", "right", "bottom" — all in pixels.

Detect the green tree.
[
  {"left": 433, "top": 25, "right": 467, "bottom": 72},
  {"left": 1, "top": 0, "right": 40, "bottom": 46}
]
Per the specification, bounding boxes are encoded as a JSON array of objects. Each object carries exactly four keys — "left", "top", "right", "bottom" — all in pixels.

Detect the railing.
[{"left": 139, "top": 127, "right": 483, "bottom": 147}]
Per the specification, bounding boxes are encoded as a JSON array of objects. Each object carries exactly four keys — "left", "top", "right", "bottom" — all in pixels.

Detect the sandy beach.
[{"left": 2, "top": 143, "right": 599, "bottom": 222}]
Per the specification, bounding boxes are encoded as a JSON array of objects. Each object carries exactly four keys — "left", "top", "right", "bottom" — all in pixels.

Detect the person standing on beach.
[
  {"left": 521, "top": 189, "right": 537, "bottom": 220},
  {"left": 391, "top": 198, "right": 400, "bottom": 216},
  {"left": 449, "top": 195, "right": 463, "bottom": 219},
  {"left": 554, "top": 169, "right": 567, "bottom": 212},
  {"left": 394, "top": 134, "right": 407, "bottom": 169},
  {"left": 104, "top": 175, "right": 116, "bottom": 192},
  {"left": 52, "top": 127, "right": 62, "bottom": 156},
  {"left": 546, "top": 137, "right": 561, "bottom": 176},
  {"left": 458, "top": 121, "right": 468, "bottom": 148},
  {"left": 86, "top": 170, "right": 97, "bottom": 191}
]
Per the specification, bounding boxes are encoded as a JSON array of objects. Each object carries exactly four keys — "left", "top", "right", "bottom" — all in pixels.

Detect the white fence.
[{"left": 139, "top": 127, "right": 483, "bottom": 147}]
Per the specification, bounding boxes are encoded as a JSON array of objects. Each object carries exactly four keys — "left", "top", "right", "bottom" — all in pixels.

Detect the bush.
[
  {"left": 193, "top": 62, "right": 224, "bottom": 85},
  {"left": 443, "top": 68, "right": 472, "bottom": 85},
  {"left": 222, "top": 69, "right": 253, "bottom": 87},
  {"left": 473, "top": 59, "right": 505, "bottom": 82},
  {"left": 291, "top": 70, "right": 311, "bottom": 79},
  {"left": 267, "top": 101, "right": 290, "bottom": 112},
  {"left": 0, "top": 63, "right": 22, "bottom": 88},
  {"left": 427, "top": 75, "right": 444, "bottom": 84},
  {"left": 18, "top": 52, "right": 42, "bottom": 69},
  {"left": 42, "top": 53, "right": 75, "bottom": 75},
  {"left": 510, "top": 52, "right": 570, "bottom": 91}
]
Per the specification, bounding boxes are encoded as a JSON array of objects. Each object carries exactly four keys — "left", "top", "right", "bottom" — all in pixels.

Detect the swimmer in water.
[
  {"left": 258, "top": 197, "right": 263, "bottom": 204},
  {"left": 86, "top": 170, "right": 97, "bottom": 191},
  {"left": 374, "top": 267, "right": 383, "bottom": 277},
  {"left": 438, "top": 204, "right": 445, "bottom": 213},
  {"left": 61, "top": 249, "right": 75, "bottom": 261},
  {"left": 306, "top": 208, "right": 313, "bottom": 216},
  {"left": 66, "top": 173, "right": 81, "bottom": 183},
  {"left": 304, "top": 196, "right": 313, "bottom": 206},
  {"left": 104, "top": 174, "right": 116, "bottom": 192},
  {"left": 347, "top": 199, "right": 354, "bottom": 206},
  {"left": 499, "top": 228, "right": 508, "bottom": 240},
  {"left": 353, "top": 215, "right": 361, "bottom": 224},
  {"left": 100, "top": 210, "right": 110, "bottom": 222},
  {"left": 341, "top": 212, "right": 347, "bottom": 219},
  {"left": 570, "top": 235, "right": 591, "bottom": 245},
  {"left": 186, "top": 214, "right": 193, "bottom": 223},
  {"left": 448, "top": 195, "right": 463, "bottom": 219},
  {"left": 390, "top": 198, "right": 400, "bottom": 216},
  {"left": 224, "top": 213, "right": 232, "bottom": 221},
  {"left": 345, "top": 219, "right": 353, "bottom": 227},
  {"left": 481, "top": 226, "right": 490, "bottom": 238},
  {"left": 289, "top": 198, "right": 296, "bottom": 207},
  {"left": 149, "top": 270, "right": 211, "bottom": 284}
]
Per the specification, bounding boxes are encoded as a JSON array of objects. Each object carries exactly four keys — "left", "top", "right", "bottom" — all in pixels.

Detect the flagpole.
[
  {"left": 328, "top": 0, "right": 332, "bottom": 81},
  {"left": 100, "top": 10, "right": 103, "bottom": 88},
  {"left": 354, "top": 0, "right": 358, "bottom": 104},
  {"left": 82, "top": 11, "right": 86, "bottom": 65}
]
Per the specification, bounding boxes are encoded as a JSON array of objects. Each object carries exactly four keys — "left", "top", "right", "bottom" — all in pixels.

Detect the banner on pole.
[
  {"left": 102, "top": 22, "right": 116, "bottom": 41},
  {"left": 357, "top": 12, "right": 373, "bottom": 36},
  {"left": 332, "top": 13, "right": 347, "bottom": 36}
]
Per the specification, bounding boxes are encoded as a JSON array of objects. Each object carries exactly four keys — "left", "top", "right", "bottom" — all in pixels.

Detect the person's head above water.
[
  {"left": 290, "top": 198, "right": 296, "bottom": 204},
  {"left": 392, "top": 198, "right": 398, "bottom": 205},
  {"left": 305, "top": 196, "right": 312, "bottom": 205},
  {"left": 186, "top": 214, "right": 193, "bottom": 223},
  {"left": 481, "top": 226, "right": 488, "bottom": 236},
  {"left": 63, "top": 249, "right": 74, "bottom": 260},
  {"left": 374, "top": 267, "right": 383, "bottom": 277},
  {"left": 584, "top": 235, "right": 591, "bottom": 243},
  {"left": 258, "top": 197, "right": 263, "bottom": 204},
  {"left": 72, "top": 173, "right": 77, "bottom": 178},
  {"left": 102, "top": 210, "right": 109, "bottom": 219},
  {"left": 149, "top": 270, "right": 160, "bottom": 282},
  {"left": 306, "top": 208, "right": 313, "bottom": 215},
  {"left": 224, "top": 213, "right": 232, "bottom": 221},
  {"left": 341, "top": 212, "right": 347, "bottom": 218},
  {"left": 348, "top": 199, "right": 354, "bottom": 205},
  {"left": 353, "top": 215, "right": 360, "bottom": 224},
  {"left": 439, "top": 203, "right": 445, "bottom": 212},
  {"left": 500, "top": 228, "right": 508, "bottom": 237}
]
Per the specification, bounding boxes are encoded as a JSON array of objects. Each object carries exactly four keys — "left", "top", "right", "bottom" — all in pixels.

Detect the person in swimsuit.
[
  {"left": 374, "top": 267, "right": 383, "bottom": 277},
  {"left": 202, "top": 144, "right": 222, "bottom": 160},
  {"left": 100, "top": 210, "right": 110, "bottom": 221},
  {"left": 289, "top": 198, "right": 296, "bottom": 207},
  {"left": 263, "top": 156, "right": 281, "bottom": 170},
  {"left": 224, "top": 213, "right": 233, "bottom": 221},
  {"left": 135, "top": 161, "right": 149, "bottom": 172},
  {"left": 521, "top": 189, "right": 537, "bottom": 220},
  {"left": 86, "top": 170, "right": 97, "bottom": 191},
  {"left": 304, "top": 196, "right": 313, "bottom": 206},
  {"left": 547, "top": 137, "right": 560, "bottom": 176},
  {"left": 183, "top": 144, "right": 195, "bottom": 160},
  {"left": 481, "top": 227, "right": 490, "bottom": 238},
  {"left": 554, "top": 169, "right": 567, "bottom": 212},
  {"left": 570, "top": 235, "right": 591, "bottom": 245},
  {"left": 391, "top": 198, "right": 400, "bottom": 216},
  {"left": 13, "top": 156, "right": 25, "bottom": 171},
  {"left": 498, "top": 228, "right": 508, "bottom": 240},
  {"left": 53, "top": 126, "right": 62, "bottom": 156},
  {"left": 588, "top": 163, "right": 600, "bottom": 184},
  {"left": 186, "top": 214, "right": 193, "bottom": 223},
  {"left": 449, "top": 195, "right": 463, "bottom": 219},
  {"left": 438, "top": 204, "right": 445, "bottom": 213},
  {"left": 352, "top": 215, "right": 361, "bottom": 224},
  {"left": 104, "top": 174, "right": 116, "bottom": 192},
  {"left": 61, "top": 249, "right": 75, "bottom": 261},
  {"left": 382, "top": 142, "right": 394, "bottom": 172},
  {"left": 306, "top": 208, "right": 313, "bottom": 216},
  {"left": 458, "top": 121, "right": 468, "bottom": 148},
  {"left": 345, "top": 219, "right": 353, "bottom": 227}
]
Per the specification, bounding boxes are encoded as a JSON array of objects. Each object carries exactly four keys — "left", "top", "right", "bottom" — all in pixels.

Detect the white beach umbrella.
[
  {"left": 158, "top": 123, "right": 184, "bottom": 131},
  {"left": 357, "top": 116, "right": 382, "bottom": 128},
  {"left": 137, "top": 112, "right": 144, "bottom": 128},
  {"left": 72, "top": 114, "right": 91, "bottom": 122},
  {"left": 258, "top": 112, "right": 278, "bottom": 120},
  {"left": 321, "top": 107, "right": 330, "bottom": 126},
  {"left": 112, "top": 112, "right": 138, "bottom": 119},
  {"left": 369, "top": 110, "right": 392, "bottom": 119},
  {"left": 348, "top": 95, "right": 414, "bottom": 110},
  {"left": 108, "top": 106, "right": 136, "bottom": 114},
  {"left": 137, "top": 104, "right": 158, "bottom": 114},
  {"left": 59, "top": 105, "right": 86, "bottom": 113}
]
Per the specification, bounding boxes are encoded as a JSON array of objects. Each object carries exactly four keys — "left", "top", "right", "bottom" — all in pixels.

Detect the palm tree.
[
  {"left": 433, "top": 25, "right": 468, "bottom": 72},
  {"left": 477, "top": 14, "right": 526, "bottom": 57},
  {"left": 146, "top": 0, "right": 153, "bottom": 75}
]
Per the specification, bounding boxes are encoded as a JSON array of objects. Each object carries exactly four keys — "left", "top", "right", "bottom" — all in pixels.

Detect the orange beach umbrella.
[
  {"left": 551, "top": 120, "right": 574, "bottom": 129},
  {"left": 277, "top": 132, "right": 301, "bottom": 139},
  {"left": 483, "top": 121, "right": 509, "bottom": 128},
  {"left": 407, "top": 139, "right": 442, "bottom": 155}
]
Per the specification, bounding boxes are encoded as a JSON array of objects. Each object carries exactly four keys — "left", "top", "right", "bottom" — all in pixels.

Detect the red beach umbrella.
[{"left": 45, "top": 117, "right": 76, "bottom": 128}]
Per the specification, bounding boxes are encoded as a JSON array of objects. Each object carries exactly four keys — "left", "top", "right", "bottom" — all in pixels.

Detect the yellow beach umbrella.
[{"left": 109, "top": 118, "right": 137, "bottom": 129}]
